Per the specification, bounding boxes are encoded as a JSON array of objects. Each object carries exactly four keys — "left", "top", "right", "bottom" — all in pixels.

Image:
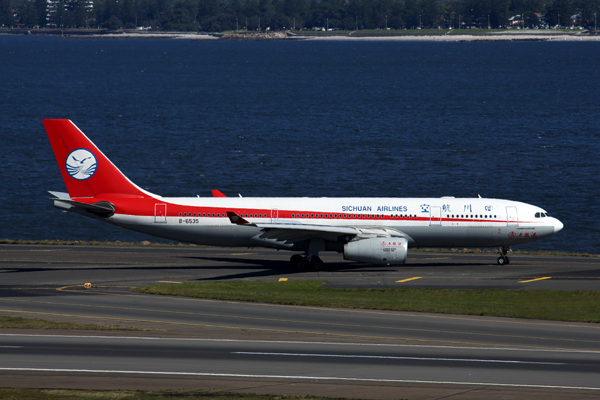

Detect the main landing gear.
[
  {"left": 497, "top": 247, "right": 511, "bottom": 265},
  {"left": 290, "top": 254, "right": 324, "bottom": 271}
]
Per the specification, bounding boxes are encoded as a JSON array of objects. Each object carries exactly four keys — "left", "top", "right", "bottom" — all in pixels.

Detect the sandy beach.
[{"left": 111, "top": 31, "right": 600, "bottom": 41}]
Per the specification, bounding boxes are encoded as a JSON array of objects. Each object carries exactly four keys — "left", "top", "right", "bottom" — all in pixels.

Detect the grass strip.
[
  {"left": 0, "top": 388, "right": 359, "bottom": 400},
  {"left": 134, "top": 281, "right": 600, "bottom": 323},
  {"left": 0, "top": 315, "right": 140, "bottom": 330}
]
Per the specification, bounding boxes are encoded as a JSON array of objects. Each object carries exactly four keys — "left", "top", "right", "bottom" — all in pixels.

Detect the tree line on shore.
[{"left": 2, "top": 0, "right": 599, "bottom": 32}]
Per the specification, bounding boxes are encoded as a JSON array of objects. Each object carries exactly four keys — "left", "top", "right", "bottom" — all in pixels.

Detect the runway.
[{"left": 1, "top": 245, "right": 600, "bottom": 399}]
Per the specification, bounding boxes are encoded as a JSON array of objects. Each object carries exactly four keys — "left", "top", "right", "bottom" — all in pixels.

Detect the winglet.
[
  {"left": 226, "top": 211, "right": 250, "bottom": 225},
  {"left": 211, "top": 190, "right": 227, "bottom": 198}
]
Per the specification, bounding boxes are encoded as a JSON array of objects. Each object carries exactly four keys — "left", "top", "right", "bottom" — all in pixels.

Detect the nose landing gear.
[{"left": 497, "top": 247, "right": 511, "bottom": 265}]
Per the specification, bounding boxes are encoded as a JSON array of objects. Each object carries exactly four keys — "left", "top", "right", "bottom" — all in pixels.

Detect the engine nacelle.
[{"left": 343, "top": 237, "right": 408, "bottom": 265}]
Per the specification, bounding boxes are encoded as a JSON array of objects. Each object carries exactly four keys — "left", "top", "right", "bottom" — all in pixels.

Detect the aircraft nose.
[{"left": 554, "top": 218, "right": 564, "bottom": 234}]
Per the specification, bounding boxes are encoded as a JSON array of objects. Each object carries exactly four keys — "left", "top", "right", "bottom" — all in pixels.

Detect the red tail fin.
[{"left": 43, "top": 119, "right": 149, "bottom": 199}]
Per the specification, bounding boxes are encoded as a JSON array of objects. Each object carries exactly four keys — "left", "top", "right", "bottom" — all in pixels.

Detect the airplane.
[{"left": 43, "top": 119, "right": 564, "bottom": 270}]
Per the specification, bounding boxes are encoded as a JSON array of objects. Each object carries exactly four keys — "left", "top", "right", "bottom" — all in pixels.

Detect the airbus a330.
[{"left": 44, "top": 119, "right": 564, "bottom": 270}]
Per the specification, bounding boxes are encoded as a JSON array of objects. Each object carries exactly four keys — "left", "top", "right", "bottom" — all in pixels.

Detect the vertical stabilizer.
[{"left": 43, "top": 119, "right": 150, "bottom": 199}]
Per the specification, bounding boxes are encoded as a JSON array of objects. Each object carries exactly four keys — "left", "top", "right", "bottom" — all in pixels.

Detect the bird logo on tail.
[{"left": 65, "top": 149, "right": 97, "bottom": 180}]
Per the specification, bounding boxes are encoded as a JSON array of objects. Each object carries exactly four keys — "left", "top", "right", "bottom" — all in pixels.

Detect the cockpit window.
[{"left": 535, "top": 212, "right": 549, "bottom": 218}]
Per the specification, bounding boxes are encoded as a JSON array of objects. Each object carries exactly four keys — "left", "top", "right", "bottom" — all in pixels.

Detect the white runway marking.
[{"left": 233, "top": 351, "right": 565, "bottom": 365}]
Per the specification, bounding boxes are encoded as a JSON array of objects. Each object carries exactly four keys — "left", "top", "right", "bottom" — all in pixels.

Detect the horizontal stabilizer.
[
  {"left": 48, "top": 191, "right": 70, "bottom": 200},
  {"left": 50, "top": 196, "right": 115, "bottom": 218}
]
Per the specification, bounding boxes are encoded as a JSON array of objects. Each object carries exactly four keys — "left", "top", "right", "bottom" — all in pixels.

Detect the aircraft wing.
[{"left": 226, "top": 211, "right": 409, "bottom": 243}]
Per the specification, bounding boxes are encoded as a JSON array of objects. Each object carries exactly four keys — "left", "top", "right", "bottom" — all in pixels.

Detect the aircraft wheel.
[
  {"left": 497, "top": 256, "right": 506, "bottom": 265},
  {"left": 311, "top": 256, "right": 324, "bottom": 271},
  {"left": 290, "top": 255, "right": 308, "bottom": 271}
]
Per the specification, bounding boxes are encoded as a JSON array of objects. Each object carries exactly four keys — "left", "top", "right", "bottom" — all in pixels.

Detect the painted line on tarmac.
[
  {"left": 396, "top": 277, "right": 422, "bottom": 283},
  {"left": 519, "top": 277, "right": 552, "bottom": 283},
  {"left": 233, "top": 351, "right": 565, "bottom": 365},
  {"left": 0, "top": 368, "right": 598, "bottom": 391}
]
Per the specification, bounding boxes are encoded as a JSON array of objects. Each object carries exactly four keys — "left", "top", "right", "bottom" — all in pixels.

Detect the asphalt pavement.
[{"left": 1, "top": 244, "right": 599, "bottom": 399}]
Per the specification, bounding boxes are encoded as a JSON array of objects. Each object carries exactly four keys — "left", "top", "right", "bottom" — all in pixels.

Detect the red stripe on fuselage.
[{"left": 73, "top": 197, "right": 531, "bottom": 225}]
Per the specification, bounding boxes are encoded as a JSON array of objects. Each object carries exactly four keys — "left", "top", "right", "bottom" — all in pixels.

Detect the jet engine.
[{"left": 343, "top": 237, "right": 408, "bottom": 265}]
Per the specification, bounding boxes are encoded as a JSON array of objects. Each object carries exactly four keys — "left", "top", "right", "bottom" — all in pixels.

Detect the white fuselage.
[{"left": 103, "top": 196, "right": 563, "bottom": 252}]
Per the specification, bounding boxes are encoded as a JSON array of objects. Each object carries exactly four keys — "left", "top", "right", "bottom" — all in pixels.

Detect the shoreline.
[{"left": 2, "top": 29, "right": 600, "bottom": 41}]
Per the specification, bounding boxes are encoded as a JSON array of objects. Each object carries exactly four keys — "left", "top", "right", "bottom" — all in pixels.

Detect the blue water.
[{"left": 1, "top": 35, "right": 599, "bottom": 253}]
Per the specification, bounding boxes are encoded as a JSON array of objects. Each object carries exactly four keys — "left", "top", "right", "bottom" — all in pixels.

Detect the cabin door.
[
  {"left": 506, "top": 206, "right": 519, "bottom": 226},
  {"left": 271, "top": 208, "right": 279, "bottom": 222},
  {"left": 154, "top": 203, "right": 167, "bottom": 223},
  {"left": 429, "top": 206, "right": 442, "bottom": 226}
]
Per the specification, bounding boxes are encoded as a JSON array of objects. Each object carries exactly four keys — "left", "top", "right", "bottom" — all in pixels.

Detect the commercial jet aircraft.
[{"left": 43, "top": 119, "right": 564, "bottom": 270}]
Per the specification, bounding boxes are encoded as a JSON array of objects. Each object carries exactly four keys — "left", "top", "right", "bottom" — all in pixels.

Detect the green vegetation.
[
  {"left": 134, "top": 280, "right": 600, "bottom": 323},
  {"left": 2, "top": 0, "right": 598, "bottom": 33},
  {"left": 0, "top": 315, "right": 140, "bottom": 330},
  {"left": 0, "top": 388, "right": 356, "bottom": 400}
]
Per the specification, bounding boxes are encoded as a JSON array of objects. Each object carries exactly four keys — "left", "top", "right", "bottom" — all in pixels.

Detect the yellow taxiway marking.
[
  {"left": 157, "top": 281, "right": 183, "bottom": 284},
  {"left": 278, "top": 278, "right": 288, "bottom": 282},
  {"left": 519, "top": 277, "right": 552, "bottom": 283},
  {"left": 396, "top": 277, "right": 422, "bottom": 283}
]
